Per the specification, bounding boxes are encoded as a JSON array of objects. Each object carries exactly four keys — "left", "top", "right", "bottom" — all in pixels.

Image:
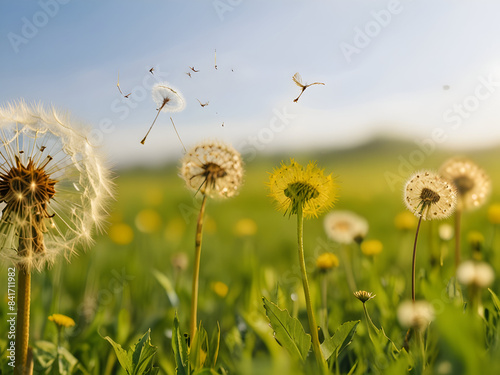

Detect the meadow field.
[{"left": 2, "top": 139, "right": 500, "bottom": 374}]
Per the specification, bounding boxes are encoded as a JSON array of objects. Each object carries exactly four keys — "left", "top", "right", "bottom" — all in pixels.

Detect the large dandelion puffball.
[
  {"left": 0, "top": 101, "right": 113, "bottom": 271},
  {"left": 439, "top": 157, "right": 491, "bottom": 211},
  {"left": 180, "top": 140, "right": 243, "bottom": 199},
  {"left": 152, "top": 82, "right": 186, "bottom": 113},
  {"left": 397, "top": 300, "right": 435, "bottom": 331},
  {"left": 404, "top": 171, "right": 457, "bottom": 220}
]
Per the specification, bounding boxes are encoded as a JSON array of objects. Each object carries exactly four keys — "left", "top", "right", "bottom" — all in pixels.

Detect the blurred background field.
[{"left": 2, "top": 139, "right": 500, "bottom": 374}]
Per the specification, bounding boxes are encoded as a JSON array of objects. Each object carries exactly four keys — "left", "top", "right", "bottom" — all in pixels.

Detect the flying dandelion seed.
[
  {"left": 149, "top": 67, "right": 155, "bottom": 75},
  {"left": 189, "top": 66, "right": 199, "bottom": 73},
  {"left": 140, "top": 82, "right": 186, "bottom": 145},
  {"left": 214, "top": 49, "right": 217, "bottom": 70},
  {"left": 0, "top": 100, "right": 113, "bottom": 374},
  {"left": 196, "top": 99, "right": 209, "bottom": 108},
  {"left": 292, "top": 72, "right": 325, "bottom": 103},
  {"left": 116, "top": 71, "right": 131, "bottom": 98}
]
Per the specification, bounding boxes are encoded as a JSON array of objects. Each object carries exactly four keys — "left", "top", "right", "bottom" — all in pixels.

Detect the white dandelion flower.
[
  {"left": 397, "top": 300, "right": 435, "bottom": 331},
  {"left": 404, "top": 171, "right": 457, "bottom": 220},
  {"left": 439, "top": 157, "right": 491, "bottom": 211},
  {"left": 0, "top": 101, "right": 113, "bottom": 271},
  {"left": 324, "top": 210, "right": 368, "bottom": 244},
  {"left": 457, "top": 260, "right": 495, "bottom": 288},
  {"left": 180, "top": 140, "right": 243, "bottom": 199}
]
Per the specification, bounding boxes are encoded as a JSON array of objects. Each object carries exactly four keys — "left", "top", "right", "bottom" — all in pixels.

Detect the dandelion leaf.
[
  {"left": 206, "top": 322, "right": 221, "bottom": 369},
  {"left": 189, "top": 323, "right": 209, "bottom": 370},
  {"left": 103, "top": 335, "right": 132, "bottom": 373},
  {"left": 262, "top": 296, "right": 311, "bottom": 361},
  {"left": 172, "top": 314, "right": 189, "bottom": 375},
  {"left": 130, "top": 330, "right": 158, "bottom": 375},
  {"left": 489, "top": 288, "right": 500, "bottom": 312},
  {"left": 320, "top": 320, "right": 359, "bottom": 361}
]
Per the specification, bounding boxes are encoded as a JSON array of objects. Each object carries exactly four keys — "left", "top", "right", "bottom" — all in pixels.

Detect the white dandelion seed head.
[
  {"left": 397, "top": 300, "right": 435, "bottom": 331},
  {"left": 152, "top": 82, "right": 186, "bottom": 113},
  {"left": 180, "top": 140, "right": 243, "bottom": 199},
  {"left": 404, "top": 171, "right": 457, "bottom": 221},
  {"left": 323, "top": 210, "right": 368, "bottom": 244},
  {"left": 439, "top": 157, "right": 491, "bottom": 211},
  {"left": 0, "top": 100, "right": 114, "bottom": 271},
  {"left": 457, "top": 260, "right": 495, "bottom": 288}
]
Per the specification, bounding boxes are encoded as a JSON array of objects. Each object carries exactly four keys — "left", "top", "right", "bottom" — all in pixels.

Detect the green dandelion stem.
[
  {"left": 296, "top": 205, "right": 327, "bottom": 372},
  {"left": 412, "top": 214, "right": 424, "bottom": 302},
  {"left": 362, "top": 302, "right": 379, "bottom": 335},
  {"left": 189, "top": 194, "right": 207, "bottom": 342},
  {"left": 341, "top": 245, "right": 357, "bottom": 293},
  {"left": 320, "top": 274, "right": 328, "bottom": 335},
  {"left": 454, "top": 208, "right": 462, "bottom": 271},
  {"left": 14, "top": 265, "right": 31, "bottom": 375}
]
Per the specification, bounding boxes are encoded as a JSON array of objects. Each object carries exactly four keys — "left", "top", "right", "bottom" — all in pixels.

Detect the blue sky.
[{"left": 2, "top": 1, "right": 500, "bottom": 167}]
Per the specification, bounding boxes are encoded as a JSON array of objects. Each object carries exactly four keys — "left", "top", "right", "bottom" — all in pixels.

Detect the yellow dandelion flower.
[
  {"left": 488, "top": 203, "right": 500, "bottom": 224},
  {"left": 48, "top": 313, "right": 75, "bottom": 328},
  {"left": 108, "top": 223, "right": 134, "bottom": 245},
  {"left": 135, "top": 209, "right": 161, "bottom": 233},
  {"left": 268, "top": 159, "right": 337, "bottom": 218},
  {"left": 361, "top": 239, "right": 383, "bottom": 256},
  {"left": 404, "top": 171, "right": 457, "bottom": 220},
  {"left": 467, "top": 231, "right": 484, "bottom": 247},
  {"left": 211, "top": 281, "right": 228, "bottom": 298},
  {"left": 353, "top": 290, "right": 375, "bottom": 303},
  {"left": 394, "top": 211, "right": 417, "bottom": 231},
  {"left": 233, "top": 218, "right": 258, "bottom": 237},
  {"left": 439, "top": 157, "right": 490, "bottom": 211},
  {"left": 316, "top": 252, "right": 339, "bottom": 271}
]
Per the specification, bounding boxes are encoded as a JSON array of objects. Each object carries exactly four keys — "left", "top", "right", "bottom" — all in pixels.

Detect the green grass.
[{"left": 2, "top": 139, "right": 500, "bottom": 374}]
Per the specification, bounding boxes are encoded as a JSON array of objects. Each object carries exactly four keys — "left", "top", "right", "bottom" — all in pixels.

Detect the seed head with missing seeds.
[
  {"left": 180, "top": 140, "right": 243, "bottom": 199},
  {"left": 0, "top": 101, "right": 113, "bottom": 271},
  {"left": 353, "top": 290, "right": 376, "bottom": 303}
]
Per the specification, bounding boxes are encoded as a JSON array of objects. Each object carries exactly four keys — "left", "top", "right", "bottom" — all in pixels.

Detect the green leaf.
[
  {"left": 206, "top": 322, "right": 221, "bottom": 369},
  {"left": 489, "top": 288, "right": 500, "bottom": 312},
  {"left": 153, "top": 269, "right": 179, "bottom": 307},
  {"left": 172, "top": 314, "right": 189, "bottom": 375},
  {"left": 320, "top": 320, "right": 360, "bottom": 361},
  {"left": 131, "top": 330, "right": 158, "bottom": 375},
  {"left": 262, "top": 296, "right": 312, "bottom": 361},
  {"left": 190, "top": 323, "right": 209, "bottom": 370},
  {"left": 103, "top": 335, "right": 132, "bottom": 373}
]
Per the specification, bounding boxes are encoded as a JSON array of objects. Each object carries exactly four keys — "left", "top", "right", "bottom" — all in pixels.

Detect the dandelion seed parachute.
[
  {"left": 0, "top": 101, "right": 113, "bottom": 271},
  {"left": 152, "top": 82, "right": 186, "bottom": 113}
]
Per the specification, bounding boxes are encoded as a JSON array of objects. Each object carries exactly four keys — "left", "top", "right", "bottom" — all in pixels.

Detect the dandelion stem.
[
  {"left": 454, "top": 208, "right": 462, "bottom": 271},
  {"left": 189, "top": 194, "right": 207, "bottom": 343},
  {"left": 412, "top": 214, "right": 424, "bottom": 302},
  {"left": 341, "top": 244, "right": 357, "bottom": 293},
  {"left": 14, "top": 265, "right": 31, "bottom": 375},
  {"left": 296, "top": 205, "right": 327, "bottom": 372},
  {"left": 320, "top": 274, "right": 328, "bottom": 335}
]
